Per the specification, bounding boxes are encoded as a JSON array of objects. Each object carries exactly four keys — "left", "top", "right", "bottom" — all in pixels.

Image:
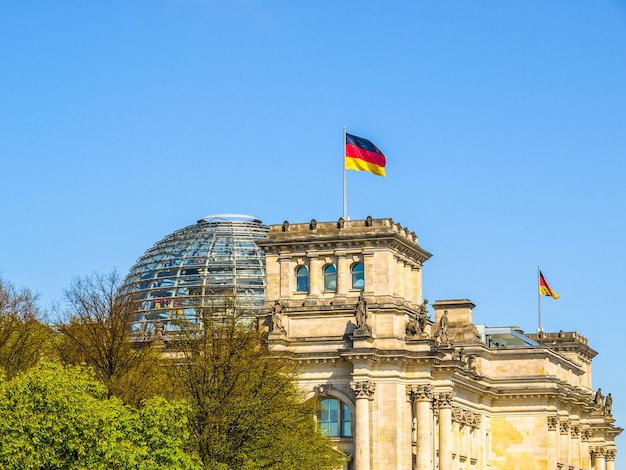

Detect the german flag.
[
  {"left": 539, "top": 271, "right": 559, "bottom": 299},
  {"left": 345, "top": 133, "right": 386, "bottom": 177}
]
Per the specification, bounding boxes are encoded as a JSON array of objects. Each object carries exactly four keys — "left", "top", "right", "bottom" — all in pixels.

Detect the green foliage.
[
  {"left": 169, "top": 306, "right": 343, "bottom": 470},
  {"left": 55, "top": 271, "right": 171, "bottom": 405},
  {"left": 0, "top": 362, "right": 201, "bottom": 470},
  {"left": 0, "top": 276, "right": 52, "bottom": 379}
]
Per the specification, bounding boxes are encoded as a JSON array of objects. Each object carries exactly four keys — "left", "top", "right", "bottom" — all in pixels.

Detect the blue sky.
[{"left": 2, "top": 0, "right": 625, "bottom": 452}]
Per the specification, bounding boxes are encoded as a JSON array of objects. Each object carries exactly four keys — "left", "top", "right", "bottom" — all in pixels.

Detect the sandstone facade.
[{"left": 258, "top": 217, "right": 620, "bottom": 470}]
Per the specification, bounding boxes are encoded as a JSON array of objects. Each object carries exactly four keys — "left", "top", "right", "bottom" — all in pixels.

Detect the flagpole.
[
  {"left": 537, "top": 265, "right": 542, "bottom": 333},
  {"left": 343, "top": 127, "right": 347, "bottom": 220}
]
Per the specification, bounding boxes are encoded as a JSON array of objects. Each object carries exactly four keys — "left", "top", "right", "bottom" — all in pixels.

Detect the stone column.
[
  {"left": 404, "top": 263, "right": 414, "bottom": 303},
  {"left": 309, "top": 257, "right": 323, "bottom": 296},
  {"left": 570, "top": 424, "right": 581, "bottom": 469},
  {"left": 581, "top": 428, "right": 591, "bottom": 469},
  {"left": 437, "top": 392, "right": 455, "bottom": 470},
  {"left": 409, "top": 385, "right": 434, "bottom": 470},
  {"left": 363, "top": 253, "right": 375, "bottom": 295},
  {"left": 547, "top": 416, "right": 558, "bottom": 469},
  {"left": 278, "top": 254, "right": 291, "bottom": 298},
  {"left": 337, "top": 256, "right": 351, "bottom": 295},
  {"left": 559, "top": 419, "right": 570, "bottom": 467},
  {"left": 606, "top": 448, "right": 616, "bottom": 470},
  {"left": 395, "top": 259, "right": 405, "bottom": 298},
  {"left": 592, "top": 447, "right": 606, "bottom": 470},
  {"left": 351, "top": 381, "right": 376, "bottom": 470}
]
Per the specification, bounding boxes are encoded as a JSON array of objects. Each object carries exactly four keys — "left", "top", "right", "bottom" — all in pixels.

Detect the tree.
[
  {"left": 0, "top": 361, "right": 201, "bottom": 470},
  {"left": 168, "top": 303, "right": 343, "bottom": 470},
  {"left": 0, "top": 276, "right": 52, "bottom": 379},
  {"left": 55, "top": 271, "right": 169, "bottom": 405}
]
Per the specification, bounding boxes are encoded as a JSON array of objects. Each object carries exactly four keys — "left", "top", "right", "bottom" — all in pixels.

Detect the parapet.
[
  {"left": 527, "top": 330, "right": 597, "bottom": 362},
  {"left": 262, "top": 216, "right": 431, "bottom": 265}
]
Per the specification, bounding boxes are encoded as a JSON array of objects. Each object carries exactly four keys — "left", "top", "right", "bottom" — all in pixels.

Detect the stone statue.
[
  {"left": 435, "top": 310, "right": 449, "bottom": 344},
  {"left": 594, "top": 388, "right": 604, "bottom": 407},
  {"left": 604, "top": 393, "right": 613, "bottom": 415},
  {"left": 466, "top": 355, "right": 476, "bottom": 372},
  {"left": 153, "top": 319, "right": 164, "bottom": 341},
  {"left": 354, "top": 294, "right": 369, "bottom": 330},
  {"left": 271, "top": 300, "right": 285, "bottom": 333},
  {"left": 405, "top": 317, "right": 419, "bottom": 336},
  {"left": 417, "top": 299, "right": 429, "bottom": 333},
  {"left": 407, "top": 299, "right": 429, "bottom": 337}
]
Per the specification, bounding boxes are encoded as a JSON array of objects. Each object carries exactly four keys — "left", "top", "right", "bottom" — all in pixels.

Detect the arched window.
[
  {"left": 295, "top": 265, "right": 309, "bottom": 292},
  {"left": 319, "top": 397, "right": 352, "bottom": 438},
  {"left": 323, "top": 264, "right": 337, "bottom": 292},
  {"left": 351, "top": 263, "right": 364, "bottom": 290}
]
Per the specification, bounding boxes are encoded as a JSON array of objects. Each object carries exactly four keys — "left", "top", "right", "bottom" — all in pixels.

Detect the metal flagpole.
[
  {"left": 343, "top": 127, "right": 347, "bottom": 220},
  {"left": 537, "top": 265, "right": 542, "bottom": 332}
]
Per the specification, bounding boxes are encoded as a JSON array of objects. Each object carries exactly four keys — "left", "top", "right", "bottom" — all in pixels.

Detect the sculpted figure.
[
  {"left": 435, "top": 310, "right": 449, "bottom": 344},
  {"left": 354, "top": 294, "right": 368, "bottom": 330},
  {"left": 417, "top": 299, "right": 429, "bottom": 333},
  {"left": 604, "top": 393, "right": 613, "bottom": 415},
  {"left": 154, "top": 320, "right": 163, "bottom": 339},
  {"left": 271, "top": 300, "right": 285, "bottom": 333},
  {"left": 406, "top": 317, "right": 419, "bottom": 336},
  {"left": 407, "top": 299, "right": 429, "bottom": 337},
  {"left": 594, "top": 388, "right": 604, "bottom": 407}
]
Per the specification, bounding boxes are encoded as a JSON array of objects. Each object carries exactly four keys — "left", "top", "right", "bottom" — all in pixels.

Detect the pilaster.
[
  {"left": 351, "top": 381, "right": 376, "bottom": 470},
  {"left": 436, "top": 392, "right": 455, "bottom": 470},
  {"left": 408, "top": 385, "right": 434, "bottom": 470}
]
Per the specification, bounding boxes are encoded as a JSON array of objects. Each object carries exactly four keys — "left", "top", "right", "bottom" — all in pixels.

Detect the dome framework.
[{"left": 123, "top": 215, "right": 268, "bottom": 333}]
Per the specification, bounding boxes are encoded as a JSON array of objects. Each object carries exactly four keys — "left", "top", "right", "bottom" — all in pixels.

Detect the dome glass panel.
[{"left": 123, "top": 215, "right": 268, "bottom": 333}]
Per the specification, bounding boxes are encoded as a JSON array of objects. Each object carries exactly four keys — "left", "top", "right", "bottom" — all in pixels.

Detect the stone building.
[{"left": 257, "top": 217, "right": 621, "bottom": 470}]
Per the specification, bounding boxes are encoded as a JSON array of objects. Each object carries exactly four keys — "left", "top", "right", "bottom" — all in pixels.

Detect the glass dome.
[{"left": 123, "top": 214, "right": 268, "bottom": 333}]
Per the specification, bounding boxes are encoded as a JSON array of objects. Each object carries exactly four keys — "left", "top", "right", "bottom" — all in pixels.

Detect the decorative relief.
[
  {"left": 313, "top": 384, "right": 332, "bottom": 396},
  {"left": 407, "top": 384, "right": 433, "bottom": 402},
  {"left": 559, "top": 419, "right": 570, "bottom": 435},
  {"left": 451, "top": 406, "right": 481, "bottom": 429},
  {"left": 570, "top": 424, "right": 580, "bottom": 438},
  {"left": 581, "top": 429, "right": 591, "bottom": 441},
  {"left": 435, "top": 392, "right": 455, "bottom": 408},
  {"left": 351, "top": 381, "right": 376, "bottom": 399},
  {"left": 547, "top": 416, "right": 559, "bottom": 431},
  {"left": 590, "top": 446, "right": 606, "bottom": 458},
  {"left": 605, "top": 448, "right": 617, "bottom": 461}
]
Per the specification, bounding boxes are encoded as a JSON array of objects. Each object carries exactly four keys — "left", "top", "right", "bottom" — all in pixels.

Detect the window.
[
  {"left": 351, "top": 263, "right": 364, "bottom": 290},
  {"left": 319, "top": 398, "right": 352, "bottom": 438},
  {"left": 296, "top": 265, "right": 309, "bottom": 292},
  {"left": 323, "top": 264, "right": 337, "bottom": 292}
]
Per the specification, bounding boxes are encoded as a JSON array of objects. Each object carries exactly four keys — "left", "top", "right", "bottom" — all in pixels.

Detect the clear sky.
[{"left": 2, "top": 0, "right": 625, "bottom": 453}]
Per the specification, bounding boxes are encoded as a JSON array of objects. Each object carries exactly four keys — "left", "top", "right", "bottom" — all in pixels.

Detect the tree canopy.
[
  {"left": 0, "top": 361, "right": 201, "bottom": 470},
  {"left": 1, "top": 273, "right": 345, "bottom": 470},
  {"left": 169, "top": 305, "right": 343, "bottom": 470},
  {"left": 0, "top": 276, "right": 52, "bottom": 379},
  {"left": 55, "top": 271, "right": 169, "bottom": 405}
]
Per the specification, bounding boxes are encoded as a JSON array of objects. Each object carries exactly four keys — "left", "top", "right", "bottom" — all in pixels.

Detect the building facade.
[{"left": 257, "top": 217, "right": 621, "bottom": 470}]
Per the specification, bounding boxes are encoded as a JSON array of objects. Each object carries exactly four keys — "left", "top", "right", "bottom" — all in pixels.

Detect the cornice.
[
  {"left": 259, "top": 231, "right": 432, "bottom": 265},
  {"left": 339, "top": 348, "right": 445, "bottom": 365}
]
